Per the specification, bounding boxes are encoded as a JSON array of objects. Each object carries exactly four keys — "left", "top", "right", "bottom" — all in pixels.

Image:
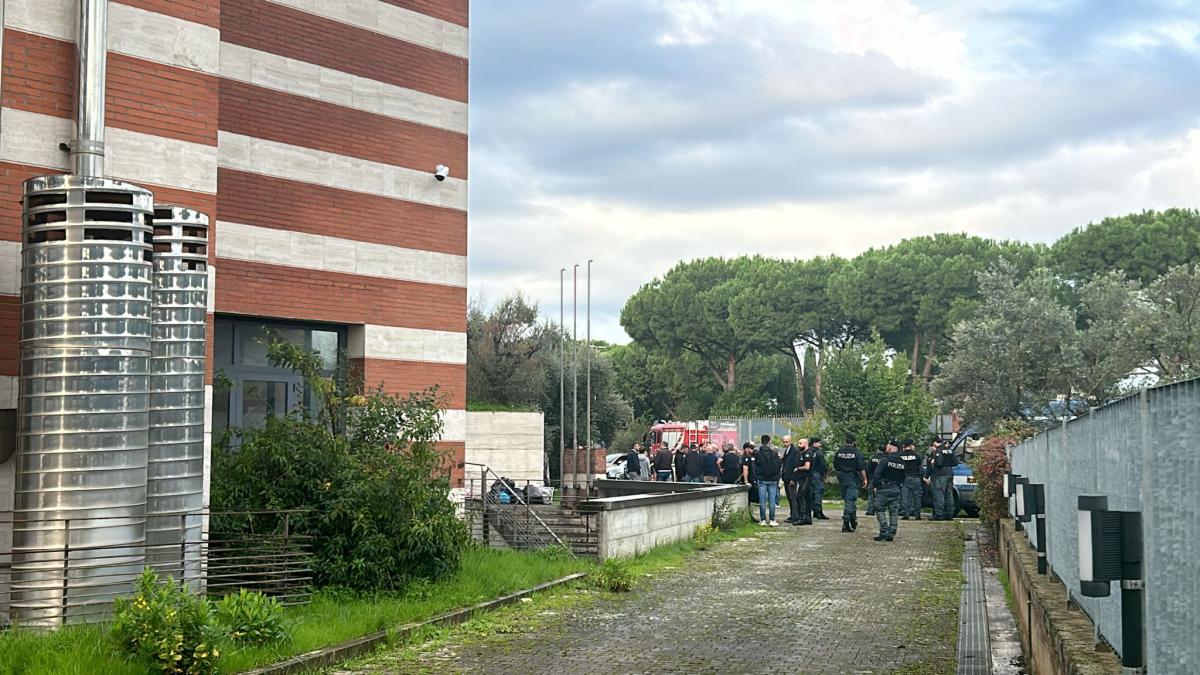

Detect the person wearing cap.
[
  {"left": 741, "top": 441, "right": 758, "bottom": 506},
  {"left": 899, "top": 439, "right": 923, "bottom": 520},
  {"left": 871, "top": 440, "right": 906, "bottom": 541},
  {"left": 931, "top": 439, "right": 960, "bottom": 520}
]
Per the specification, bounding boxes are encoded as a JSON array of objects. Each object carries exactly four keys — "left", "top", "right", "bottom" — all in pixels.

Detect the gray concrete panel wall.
[
  {"left": 465, "top": 411, "right": 544, "bottom": 482},
  {"left": 1009, "top": 378, "right": 1199, "bottom": 673},
  {"left": 595, "top": 489, "right": 749, "bottom": 559}
]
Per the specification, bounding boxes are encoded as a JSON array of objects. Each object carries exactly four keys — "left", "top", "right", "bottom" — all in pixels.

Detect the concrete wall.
[
  {"left": 997, "top": 520, "right": 1120, "bottom": 675},
  {"left": 587, "top": 486, "right": 749, "bottom": 560},
  {"left": 464, "top": 411, "right": 543, "bottom": 483}
]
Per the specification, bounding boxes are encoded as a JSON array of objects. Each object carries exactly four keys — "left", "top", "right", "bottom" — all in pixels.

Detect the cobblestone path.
[{"left": 338, "top": 517, "right": 965, "bottom": 674}]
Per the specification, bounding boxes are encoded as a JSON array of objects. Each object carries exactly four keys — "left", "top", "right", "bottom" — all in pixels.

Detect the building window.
[{"left": 213, "top": 317, "right": 346, "bottom": 435}]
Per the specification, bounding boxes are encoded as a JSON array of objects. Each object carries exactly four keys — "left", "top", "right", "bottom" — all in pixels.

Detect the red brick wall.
[
  {"left": 1, "top": 30, "right": 219, "bottom": 146},
  {"left": 220, "top": 0, "right": 468, "bottom": 102},
  {"left": 215, "top": 260, "right": 466, "bottom": 332},
  {"left": 216, "top": 169, "right": 467, "bottom": 255},
  {"left": 218, "top": 80, "right": 467, "bottom": 177},
  {"left": 379, "top": 0, "right": 468, "bottom": 26}
]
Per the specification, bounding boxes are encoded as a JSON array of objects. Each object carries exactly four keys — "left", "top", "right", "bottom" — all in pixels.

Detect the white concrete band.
[
  {"left": 215, "top": 221, "right": 467, "bottom": 288},
  {"left": 442, "top": 409, "right": 467, "bottom": 443},
  {"left": 0, "top": 108, "right": 218, "bottom": 193},
  {"left": 5, "top": 0, "right": 220, "bottom": 74},
  {"left": 218, "top": 131, "right": 466, "bottom": 211},
  {"left": 0, "top": 375, "right": 16, "bottom": 409},
  {"left": 347, "top": 324, "right": 467, "bottom": 365},
  {"left": 0, "top": 241, "right": 18, "bottom": 296},
  {"left": 218, "top": 43, "right": 467, "bottom": 134},
  {"left": 264, "top": 0, "right": 468, "bottom": 59}
]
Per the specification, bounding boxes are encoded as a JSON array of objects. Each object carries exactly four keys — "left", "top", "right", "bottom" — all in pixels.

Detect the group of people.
[{"left": 621, "top": 432, "right": 961, "bottom": 543}]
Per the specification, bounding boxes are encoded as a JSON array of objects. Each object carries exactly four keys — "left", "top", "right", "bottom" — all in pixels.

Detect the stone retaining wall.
[
  {"left": 997, "top": 519, "right": 1119, "bottom": 675},
  {"left": 580, "top": 484, "right": 748, "bottom": 560}
]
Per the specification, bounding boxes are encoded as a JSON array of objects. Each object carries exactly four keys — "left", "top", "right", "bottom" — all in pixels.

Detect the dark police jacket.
[
  {"left": 933, "top": 446, "right": 959, "bottom": 476},
  {"left": 833, "top": 446, "right": 865, "bottom": 476},
  {"left": 873, "top": 452, "right": 907, "bottom": 487},
  {"left": 899, "top": 450, "right": 923, "bottom": 477},
  {"left": 811, "top": 448, "right": 828, "bottom": 475}
]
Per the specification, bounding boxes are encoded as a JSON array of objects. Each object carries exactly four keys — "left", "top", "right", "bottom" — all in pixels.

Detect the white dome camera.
[{"left": 434, "top": 164, "right": 450, "bottom": 181}]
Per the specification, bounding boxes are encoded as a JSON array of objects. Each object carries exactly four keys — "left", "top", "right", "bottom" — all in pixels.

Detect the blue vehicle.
[{"left": 921, "top": 425, "right": 980, "bottom": 518}]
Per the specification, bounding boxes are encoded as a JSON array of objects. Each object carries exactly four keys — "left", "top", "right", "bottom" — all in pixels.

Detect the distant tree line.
[{"left": 615, "top": 209, "right": 1200, "bottom": 429}]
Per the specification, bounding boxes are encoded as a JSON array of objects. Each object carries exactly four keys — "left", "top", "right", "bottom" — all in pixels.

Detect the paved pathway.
[{"left": 340, "top": 517, "right": 965, "bottom": 674}]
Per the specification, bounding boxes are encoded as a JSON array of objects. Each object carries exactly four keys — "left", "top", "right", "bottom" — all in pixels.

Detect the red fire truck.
[{"left": 647, "top": 420, "right": 739, "bottom": 451}]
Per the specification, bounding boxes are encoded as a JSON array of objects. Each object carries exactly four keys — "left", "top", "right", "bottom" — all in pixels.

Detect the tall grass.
[{"left": 0, "top": 546, "right": 589, "bottom": 675}]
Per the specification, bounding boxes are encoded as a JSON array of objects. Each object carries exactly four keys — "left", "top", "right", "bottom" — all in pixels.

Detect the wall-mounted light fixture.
[
  {"left": 1017, "top": 482, "right": 1047, "bottom": 574},
  {"left": 1077, "top": 495, "right": 1145, "bottom": 674},
  {"left": 1003, "top": 472, "right": 1021, "bottom": 498},
  {"left": 1009, "top": 475, "right": 1027, "bottom": 531}
]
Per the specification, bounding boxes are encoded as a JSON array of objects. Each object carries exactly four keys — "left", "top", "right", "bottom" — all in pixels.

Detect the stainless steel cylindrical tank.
[
  {"left": 12, "top": 174, "right": 154, "bottom": 627},
  {"left": 145, "top": 206, "right": 208, "bottom": 586}
]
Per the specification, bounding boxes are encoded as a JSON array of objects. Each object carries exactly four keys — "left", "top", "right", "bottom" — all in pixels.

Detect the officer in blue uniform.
[
  {"left": 899, "top": 439, "right": 923, "bottom": 521},
  {"left": 833, "top": 434, "right": 867, "bottom": 532},
  {"left": 931, "top": 440, "right": 959, "bottom": 520},
  {"left": 872, "top": 440, "right": 906, "bottom": 541},
  {"left": 808, "top": 437, "right": 828, "bottom": 520}
]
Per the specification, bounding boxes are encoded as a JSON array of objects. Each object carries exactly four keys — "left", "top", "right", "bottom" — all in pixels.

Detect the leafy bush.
[
  {"left": 693, "top": 524, "right": 716, "bottom": 550},
  {"left": 111, "top": 570, "right": 221, "bottom": 674},
  {"left": 974, "top": 419, "right": 1035, "bottom": 526},
  {"left": 211, "top": 337, "right": 469, "bottom": 592},
  {"left": 711, "top": 496, "right": 750, "bottom": 531},
  {"left": 213, "top": 589, "right": 288, "bottom": 646},
  {"left": 590, "top": 559, "right": 636, "bottom": 593}
]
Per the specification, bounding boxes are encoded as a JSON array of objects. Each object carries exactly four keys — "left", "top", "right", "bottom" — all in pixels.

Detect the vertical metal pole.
[
  {"left": 1120, "top": 511, "right": 1145, "bottom": 673},
  {"left": 72, "top": 0, "right": 108, "bottom": 176},
  {"left": 559, "top": 268, "right": 565, "bottom": 486},
  {"left": 572, "top": 264, "right": 579, "bottom": 491},
  {"left": 586, "top": 259, "right": 592, "bottom": 494}
]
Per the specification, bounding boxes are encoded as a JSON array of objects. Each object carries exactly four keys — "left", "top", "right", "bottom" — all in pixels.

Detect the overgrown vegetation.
[
  {"left": 211, "top": 336, "right": 469, "bottom": 592},
  {"left": 111, "top": 570, "right": 224, "bottom": 675},
  {"left": 972, "top": 419, "right": 1037, "bottom": 526},
  {"left": 711, "top": 495, "right": 751, "bottom": 531},
  {"left": 692, "top": 524, "right": 716, "bottom": 550},
  {"left": 0, "top": 547, "right": 590, "bottom": 675},
  {"left": 589, "top": 559, "right": 637, "bottom": 593},
  {"left": 213, "top": 589, "right": 288, "bottom": 647}
]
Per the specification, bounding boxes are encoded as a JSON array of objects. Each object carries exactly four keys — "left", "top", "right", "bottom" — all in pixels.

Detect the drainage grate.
[{"left": 958, "top": 539, "right": 991, "bottom": 674}]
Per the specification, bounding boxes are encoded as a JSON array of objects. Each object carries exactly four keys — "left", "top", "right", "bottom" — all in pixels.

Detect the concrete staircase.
[{"left": 469, "top": 503, "right": 599, "bottom": 557}]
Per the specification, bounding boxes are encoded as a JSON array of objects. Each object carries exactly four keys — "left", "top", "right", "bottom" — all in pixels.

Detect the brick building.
[{"left": 0, "top": 0, "right": 470, "bottom": 491}]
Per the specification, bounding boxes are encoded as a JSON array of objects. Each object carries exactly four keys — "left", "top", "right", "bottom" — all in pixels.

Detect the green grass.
[
  {"left": 997, "top": 568, "right": 1016, "bottom": 613},
  {"left": 621, "top": 519, "right": 762, "bottom": 578},
  {"left": 892, "top": 522, "right": 965, "bottom": 674},
  {"left": 0, "top": 546, "right": 589, "bottom": 675},
  {"left": 464, "top": 401, "right": 538, "bottom": 413}
]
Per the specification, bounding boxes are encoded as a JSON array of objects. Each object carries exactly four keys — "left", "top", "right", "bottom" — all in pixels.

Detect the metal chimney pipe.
[
  {"left": 71, "top": 0, "right": 107, "bottom": 177},
  {"left": 145, "top": 206, "right": 208, "bottom": 588}
]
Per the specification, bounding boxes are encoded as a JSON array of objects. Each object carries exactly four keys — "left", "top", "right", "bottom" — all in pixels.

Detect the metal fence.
[
  {"left": 1, "top": 510, "right": 313, "bottom": 627},
  {"left": 709, "top": 416, "right": 807, "bottom": 443},
  {"left": 1008, "top": 377, "right": 1199, "bottom": 673}
]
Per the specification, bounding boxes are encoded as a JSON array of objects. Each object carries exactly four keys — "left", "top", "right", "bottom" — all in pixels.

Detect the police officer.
[
  {"left": 833, "top": 433, "right": 867, "bottom": 532},
  {"left": 931, "top": 439, "right": 959, "bottom": 520},
  {"left": 872, "top": 440, "right": 906, "bottom": 541},
  {"left": 780, "top": 436, "right": 806, "bottom": 524},
  {"left": 795, "top": 439, "right": 816, "bottom": 525},
  {"left": 899, "top": 439, "right": 923, "bottom": 521},
  {"left": 808, "top": 437, "right": 828, "bottom": 520},
  {"left": 865, "top": 444, "right": 884, "bottom": 516}
]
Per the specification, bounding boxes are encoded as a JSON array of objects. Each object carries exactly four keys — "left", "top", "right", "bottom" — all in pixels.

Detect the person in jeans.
[
  {"left": 753, "top": 434, "right": 782, "bottom": 526},
  {"left": 653, "top": 444, "right": 674, "bottom": 481},
  {"left": 702, "top": 445, "right": 720, "bottom": 483}
]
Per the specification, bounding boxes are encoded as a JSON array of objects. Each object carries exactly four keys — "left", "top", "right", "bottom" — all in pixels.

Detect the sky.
[{"left": 466, "top": 0, "right": 1200, "bottom": 343}]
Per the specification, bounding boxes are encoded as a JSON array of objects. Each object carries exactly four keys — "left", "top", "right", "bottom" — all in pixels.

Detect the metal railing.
[
  {"left": 1, "top": 509, "right": 313, "bottom": 628},
  {"left": 461, "top": 464, "right": 598, "bottom": 556},
  {"left": 1008, "top": 376, "right": 1199, "bottom": 672}
]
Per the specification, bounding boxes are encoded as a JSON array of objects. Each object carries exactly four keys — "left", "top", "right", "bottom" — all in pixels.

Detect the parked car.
[
  {"left": 605, "top": 452, "right": 631, "bottom": 479},
  {"left": 920, "top": 425, "right": 980, "bottom": 518}
]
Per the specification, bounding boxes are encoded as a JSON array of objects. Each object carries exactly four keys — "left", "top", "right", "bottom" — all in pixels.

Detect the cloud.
[{"left": 467, "top": 0, "right": 1200, "bottom": 342}]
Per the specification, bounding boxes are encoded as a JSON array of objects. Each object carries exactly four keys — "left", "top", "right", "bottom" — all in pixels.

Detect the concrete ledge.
[
  {"left": 581, "top": 482, "right": 748, "bottom": 511},
  {"left": 997, "top": 520, "right": 1120, "bottom": 675},
  {"left": 243, "top": 572, "right": 588, "bottom": 675}
]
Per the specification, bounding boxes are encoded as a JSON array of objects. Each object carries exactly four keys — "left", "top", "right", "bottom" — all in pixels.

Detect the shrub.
[
  {"left": 213, "top": 589, "right": 288, "bottom": 646},
  {"left": 974, "top": 419, "right": 1035, "bottom": 526},
  {"left": 693, "top": 524, "right": 716, "bottom": 550},
  {"left": 590, "top": 559, "right": 636, "bottom": 593},
  {"left": 111, "top": 569, "right": 221, "bottom": 674},
  {"left": 211, "top": 337, "right": 470, "bottom": 592},
  {"left": 711, "top": 496, "right": 750, "bottom": 531}
]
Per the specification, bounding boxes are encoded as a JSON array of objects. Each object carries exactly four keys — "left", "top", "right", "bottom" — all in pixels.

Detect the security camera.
[{"left": 434, "top": 165, "right": 450, "bottom": 181}]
